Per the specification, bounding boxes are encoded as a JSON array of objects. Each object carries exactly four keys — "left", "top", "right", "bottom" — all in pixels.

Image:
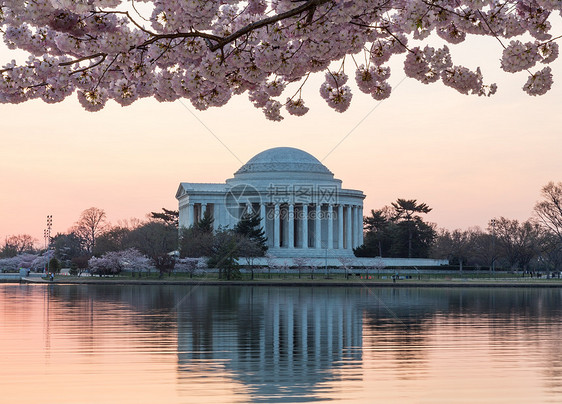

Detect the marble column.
[
  {"left": 358, "top": 206, "right": 364, "bottom": 246},
  {"left": 288, "top": 203, "right": 295, "bottom": 249},
  {"left": 327, "top": 205, "right": 333, "bottom": 250},
  {"left": 353, "top": 205, "right": 360, "bottom": 248},
  {"left": 260, "top": 203, "right": 266, "bottom": 234},
  {"left": 187, "top": 203, "right": 194, "bottom": 227},
  {"left": 338, "top": 205, "right": 344, "bottom": 249},
  {"left": 346, "top": 205, "right": 352, "bottom": 249},
  {"left": 315, "top": 204, "right": 322, "bottom": 249},
  {"left": 351, "top": 205, "right": 357, "bottom": 248},
  {"left": 301, "top": 204, "right": 308, "bottom": 249},
  {"left": 201, "top": 203, "right": 207, "bottom": 215},
  {"left": 274, "top": 203, "right": 280, "bottom": 248}
]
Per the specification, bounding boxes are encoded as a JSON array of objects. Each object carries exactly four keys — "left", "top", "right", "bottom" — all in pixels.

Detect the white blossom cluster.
[
  {"left": 0, "top": 253, "right": 49, "bottom": 272},
  {"left": 88, "top": 248, "right": 152, "bottom": 275},
  {"left": 0, "top": 0, "right": 561, "bottom": 120},
  {"left": 523, "top": 66, "right": 553, "bottom": 95},
  {"left": 320, "top": 71, "right": 352, "bottom": 112},
  {"left": 355, "top": 65, "right": 392, "bottom": 100},
  {"left": 501, "top": 40, "right": 542, "bottom": 72}
]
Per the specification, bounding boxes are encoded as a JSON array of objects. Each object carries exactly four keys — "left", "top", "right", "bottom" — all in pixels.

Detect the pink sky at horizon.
[{"left": 1, "top": 36, "right": 561, "bottom": 246}]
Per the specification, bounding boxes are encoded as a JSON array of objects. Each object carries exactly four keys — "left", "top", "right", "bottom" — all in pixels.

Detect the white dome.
[{"left": 234, "top": 147, "right": 333, "bottom": 176}]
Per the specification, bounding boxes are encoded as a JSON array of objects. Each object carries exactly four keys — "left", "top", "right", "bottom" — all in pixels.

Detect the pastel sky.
[{"left": 1, "top": 32, "right": 561, "bottom": 245}]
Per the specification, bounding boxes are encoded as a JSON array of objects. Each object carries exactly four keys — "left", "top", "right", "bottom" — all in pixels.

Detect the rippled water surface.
[{"left": 1, "top": 284, "right": 561, "bottom": 403}]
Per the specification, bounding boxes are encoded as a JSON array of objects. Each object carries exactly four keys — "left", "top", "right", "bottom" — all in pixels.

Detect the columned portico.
[{"left": 177, "top": 147, "right": 365, "bottom": 258}]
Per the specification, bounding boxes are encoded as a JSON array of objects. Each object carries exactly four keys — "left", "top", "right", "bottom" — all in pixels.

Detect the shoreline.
[{"left": 15, "top": 277, "right": 562, "bottom": 288}]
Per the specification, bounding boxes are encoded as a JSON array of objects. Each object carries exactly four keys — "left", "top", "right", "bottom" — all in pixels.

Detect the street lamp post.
[
  {"left": 46, "top": 215, "right": 52, "bottom": 248},
  {"left": 45, "top": 215, "right": 53, "bottom": 275}
]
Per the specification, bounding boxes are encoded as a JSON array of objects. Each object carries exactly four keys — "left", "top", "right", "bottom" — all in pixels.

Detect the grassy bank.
[{"left": 22, "top": 271, "right": 562, "bottom": 287}]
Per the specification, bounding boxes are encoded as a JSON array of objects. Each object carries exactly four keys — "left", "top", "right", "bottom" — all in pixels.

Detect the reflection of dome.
[{"left": 234, "top": 147, "right": 333, "bottom": 176}]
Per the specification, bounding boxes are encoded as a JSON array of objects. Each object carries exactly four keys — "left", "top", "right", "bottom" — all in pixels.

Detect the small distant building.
[{"left": 176, "top": 147, "right": 365, "bottom": 258}]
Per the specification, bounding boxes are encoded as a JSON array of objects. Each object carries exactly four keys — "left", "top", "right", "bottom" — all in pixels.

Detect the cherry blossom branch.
[
  {"left": 476, "top": 10, "right": 506, "bottom": 49},
  {"left": 207, "top": 0, "right": 331, "bottom": 51},
  {"left": 0, "top": 0, "right": 559, "bottom": 116},
  {"left": 420, "top": 0, "right": 465, "bottom": 18},
  {"left": 286, "top": 72, "right": 311, "bottom": 103},
  {"left": 383, "top": 27, "right": 411, "bottom": 53},
  {"left": 95, "top": 10, "right": 155, "bottom": 36},
  {"left": 132, "top": 0, "right": 330, "bottom": 52},
  {"left": 59, "top": 52, "right": 107, "bottom": 67}
]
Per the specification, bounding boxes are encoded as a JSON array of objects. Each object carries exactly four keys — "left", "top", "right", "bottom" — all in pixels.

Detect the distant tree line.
[
  {"left": 355, "top": 182, "right": 562, "bottom": 273},
  {"left": 0, "top": 206, "right": 268, "bottom": 279},
  {"left": 2, "top": 182, "right": 561, "bottom": 275},
  {"left": 0, "top": 207, "right": 178, "bottom": 277}
]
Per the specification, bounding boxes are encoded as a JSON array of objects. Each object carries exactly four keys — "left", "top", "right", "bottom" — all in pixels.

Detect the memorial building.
[{"left": 176, "top": 147, "right": 365, "bottom": 258}]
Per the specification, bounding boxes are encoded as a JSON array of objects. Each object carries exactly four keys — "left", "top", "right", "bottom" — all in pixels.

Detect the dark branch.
[{"left": 208, "top": 0, "right": 331, "bottom": 51}]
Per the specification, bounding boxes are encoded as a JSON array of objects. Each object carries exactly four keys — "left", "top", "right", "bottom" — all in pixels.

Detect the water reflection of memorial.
[
  {"left": 32, "top": 285, "right": 562, "bottom": 402},
  {"left": 176, "top": 287, "right": 363, "bottom": 402}
]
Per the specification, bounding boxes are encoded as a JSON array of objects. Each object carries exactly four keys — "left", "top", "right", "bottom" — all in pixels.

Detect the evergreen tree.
[
  {"left": 207, "top": 229, "right": 241, "bottom": 280},
  {"left": 195, "top": 210, "right": 215, "bottom": 233},
  {"left": 48, "top": 257, "right": 61, "bottom": 273},
  {"left": 355, "top": 199, "right": 436, "bottom": 258},
  {"left": 355, "top": 208, "right": 393, "bottom": 257},
  {"left": 150, "top": 208, "right": 179, "bottom": 229},
  {"left": 234, "top": 212, "right": 268, "bottom": 254},
  {"left": 51, "top": 232, "right": 84, "bottom": 262},
  {"left": 391, "top": 199, "right": 434, "bottom": 258}
]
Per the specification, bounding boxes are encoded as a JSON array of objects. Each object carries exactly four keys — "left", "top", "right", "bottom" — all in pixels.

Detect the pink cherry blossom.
[{"left": 0, "top": 0, "right": 559, "bottom": 120}]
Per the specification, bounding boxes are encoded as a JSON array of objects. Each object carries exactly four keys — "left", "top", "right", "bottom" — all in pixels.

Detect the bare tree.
[
  {"left": 293, "top": 257, "right": 310, "bottom": 280},
  {"left": 116, "top": 217, "right": 143, "bottom": 230},
  {"left": 1, "top": 234, "right": 37, "bottom": 257},
  {"left": 492, "top": 217, "right": 543, "bottom": 272},
  {"left": 372, "top": 258, "right": 385, "bottom": 279},
  {"left": 337, "top": 256, "right": 355, "bottom": 279},
  {"left": 237, "top": 236, "right": 263, "bottom": 280},
  {"left": 265, "top": 254, "right": 278, "bottom": 279},
  {"left": 469, "top": 227, "right": 497, "bottom": 270},
  {"left": 309, "top": 261, "right": 318, "bottom": 280},
  {"left": 432, "top": 228, "right": 474, "bottom": 272},
  {"left": 540, "top": 235, "right": 562, "bottom": 275},
  {"left": 535, "top": 182, "right": 562, "bottom": 243},
  {"left": 72, "top": 207, "right": 108, "bottom": 254}
]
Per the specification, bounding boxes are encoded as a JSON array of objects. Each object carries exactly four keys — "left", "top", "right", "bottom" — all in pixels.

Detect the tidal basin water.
[{"left": 1, "top": 284, "right": 562, "bottom": 403}]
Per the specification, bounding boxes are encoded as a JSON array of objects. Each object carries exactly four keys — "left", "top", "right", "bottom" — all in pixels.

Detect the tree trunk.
[{"left": 408, "top": 228, "right": 413, "bottom": 258}]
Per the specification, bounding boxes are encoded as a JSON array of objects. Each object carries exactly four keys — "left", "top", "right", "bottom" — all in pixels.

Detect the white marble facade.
[{"left": 176, "top": 147, "right": 365, "bottom": 258}]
